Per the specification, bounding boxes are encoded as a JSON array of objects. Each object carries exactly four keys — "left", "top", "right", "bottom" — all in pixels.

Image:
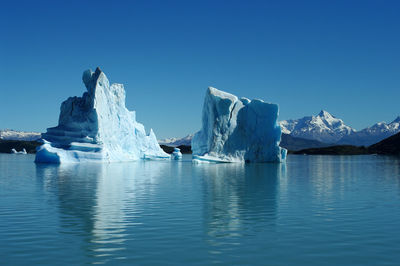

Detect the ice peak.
[
  {"left": 207, "top": 87, "right": 218, "bottom": 95},
  {"left": 208, "top": 87, "right": 237, "bottom": 101},
  {"left": 318, "top": 110, "right": 333, "bottom": 118},
  {"left": 82, "top": 67, "right": 103, "bottom": 93}
]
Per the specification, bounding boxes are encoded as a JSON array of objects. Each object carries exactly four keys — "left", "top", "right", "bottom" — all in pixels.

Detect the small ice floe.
[
  {"left": 171, "top": 147, "right": 182, "bottom": 160},
  {"left": 192, "top": 154, "right": 235, "bottom": 164},
  {"left": 11, "top": 148, "right": 27, "bottom": 154}
]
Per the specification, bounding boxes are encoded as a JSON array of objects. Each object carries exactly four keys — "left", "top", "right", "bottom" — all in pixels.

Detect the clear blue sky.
[{"left": 1, "top": 0, "right": 399, "bottom": 138}]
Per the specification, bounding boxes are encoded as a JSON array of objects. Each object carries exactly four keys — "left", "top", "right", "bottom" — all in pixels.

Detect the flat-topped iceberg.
[
  {"left": 35, "top": 67, "right": 169, "bottom": 163},
  {"left": 192, "top": 87, "right": 286, "bottom": 163}
]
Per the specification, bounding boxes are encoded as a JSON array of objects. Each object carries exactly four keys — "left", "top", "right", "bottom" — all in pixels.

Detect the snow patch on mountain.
[
  {"left": 0, "top": 129, "right": 41, "bottom": 141},
  {"left": 339, "top": 116, "right": 400, "bottom": 146},
  {"left": 279, "top": 110, "right": 355, "bottom": 143},
  {"left": 158, "top": 134, "right": 193, "bottom": 146}
]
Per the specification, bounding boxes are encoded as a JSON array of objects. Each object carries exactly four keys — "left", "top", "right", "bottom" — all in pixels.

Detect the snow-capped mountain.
[
  {"left": 339, "top": 117, "right": 400, "bottom": 146},
  {"left": 0, "top": 129, "right": 41, "bottom": 141},
  {"left": 280, "top": 111, "right": 400, "bottom": 146},
  {"left": 279, "top": 110, "right": 355, "bottom": 143},
  {"left": 158, "top": 134, "right": 193, "bottom": 146}
]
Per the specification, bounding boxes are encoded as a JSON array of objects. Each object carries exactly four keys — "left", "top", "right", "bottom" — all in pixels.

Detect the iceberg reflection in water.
[
  {"left": 1, "top": 154, "right": 400, "bottom": 265},
  {"left": 32, "top": 157, "right": 285, "bottom": 264},
  {"left": 35, "top": 161, "right": 171, "bottom": 264},
  {"left": 194, "top": 163, "right": 285, "bottom": 237}
]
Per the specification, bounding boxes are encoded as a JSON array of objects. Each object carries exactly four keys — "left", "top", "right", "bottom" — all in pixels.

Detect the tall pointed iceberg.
[
  {"left": 192, "top": 87, "right": 286, "bottom": 163},
  {"left": 35, "top": 67, "right": 169, "bottom": 163}
]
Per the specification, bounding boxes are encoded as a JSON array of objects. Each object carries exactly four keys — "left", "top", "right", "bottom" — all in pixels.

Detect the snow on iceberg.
[
  {"left": 191, "top": 87, "right": 286, "bottom": 163},
  {"left": 35, "top": 67, "right": 170, "bottom": 163}
]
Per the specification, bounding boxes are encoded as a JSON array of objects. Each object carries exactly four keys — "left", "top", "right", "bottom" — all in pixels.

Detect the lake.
[{"left": 1, "top": 154, "right": 399, "bottom": 265}]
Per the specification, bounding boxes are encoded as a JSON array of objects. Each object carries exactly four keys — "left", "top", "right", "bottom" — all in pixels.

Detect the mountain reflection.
[{"left": 194, "top": 163, "right": 285, "bottom": 241}]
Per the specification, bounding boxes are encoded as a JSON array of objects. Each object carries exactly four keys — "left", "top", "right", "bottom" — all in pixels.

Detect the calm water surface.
[{"left": 1, "top": 154, "right": 400, "bottom": 265}]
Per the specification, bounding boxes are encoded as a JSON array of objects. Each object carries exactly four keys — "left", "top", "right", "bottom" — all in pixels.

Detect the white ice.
[
  {"left": 11, "top": 148, "right": 27, "bottom": 154},
  {"left": 35, "top": 67, "right": 170, "bottom": 163},
  {"left": 191, "top": 87, "right": 286, "bottom": 163},
  {"left": 171, "top": 147, "right": 182, "bottom": 160}
]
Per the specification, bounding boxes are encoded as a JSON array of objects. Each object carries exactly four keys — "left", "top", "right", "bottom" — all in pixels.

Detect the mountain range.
[
  {"left": 339, "top": 117, "right": 400, "bottom": 146},
  {"left": 158, "top": 134, "right": 193, "bottom": 146},
  {"left": 280, "top": 110, "right": 354, "bottom": 143},
  {"left": 0, "top": 129, "right": 41, "bottom": 141},
  {"left": 280, "top": 110, "right": 400, "bottom": 146}
]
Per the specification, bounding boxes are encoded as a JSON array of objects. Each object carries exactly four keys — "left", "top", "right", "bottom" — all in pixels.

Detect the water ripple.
[{"left": 1, "top": 154, "right": 400, "bottom": 265}]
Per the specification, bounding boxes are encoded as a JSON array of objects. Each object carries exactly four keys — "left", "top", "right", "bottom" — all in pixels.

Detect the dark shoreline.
[
  {"left": 293, "top": 132, "right": 400, "bottom": 156},
  {"left": 0, "top": 139, "right": 41, "bottom": 154},
  {"left": 1, "top": 131, "right": 399, "bottom": 156}
]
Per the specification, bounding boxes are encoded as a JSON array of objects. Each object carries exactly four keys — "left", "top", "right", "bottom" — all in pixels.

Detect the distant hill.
[
  {"left": 294, "top": 132, "right": 400, "bottom": 155},
  {"left": 293, "top": 145, "right": 369, "bottom": 155},
  {"left": 369, "top": 132, "right": 400, "bottom": 155},
  {"left": 160, "top": 145, "right": 191, "bottom": 154},
  {"left": 0, "top": 139, "right": 41, "bottom": 154},
  {"left": 280, "top": 133, "right": 330, "bottom": 151}
]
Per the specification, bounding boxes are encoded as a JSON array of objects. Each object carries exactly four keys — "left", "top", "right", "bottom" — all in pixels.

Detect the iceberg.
[
  {"left": 171, "top": 147, "right": 182, "bottom": 160},
  {"left": 11, "top": 148, "right": 27, "bottom": 154},
  {"left": 35, "top": 67, "right": 170, "bottom": 163},
  {"left": 191, "top": 87, "right": 286, "bottom": 163}
]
